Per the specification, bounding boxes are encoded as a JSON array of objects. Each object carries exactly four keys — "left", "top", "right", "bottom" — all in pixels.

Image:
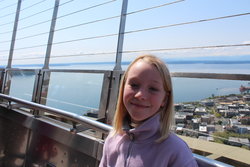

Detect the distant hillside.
[
  {"left": 1, "top": 55, "right": 250, "bottom": 68},
  {"left": 165, "top": 55, "right": 250, "bottom": 64}
]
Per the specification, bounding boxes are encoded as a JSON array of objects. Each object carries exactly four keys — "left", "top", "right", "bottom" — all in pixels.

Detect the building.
[
  {"left": 228, "top": 137, "right": 250, "bottom": 148},
  {"left": 175, "top": 123, "right": 185, "bottom": 134},
  {"left": 216, "top": 105, "right": 228, "bottom": 112},
  {"left": 174, "top": 103, "right": 183, "bottom": 111},
  {"left": 195, "top": 107, "right": 207, "bottom": 116},
  {"left": 175, "top": 114, "right": 186, "bottom": 124},
  {"left": 182, "top": 104, "right": 195, "bottom": 113},
  {"left": 236, "top": 126, "right": 250, "bottom": 134},
  {"left": 201, "top": 115, "right": 215, "bottom": 124},
  {"left": 199, "top": 123, "right": 208, "bottom": 134},
  {"left": 207, "top": 124, "right": 216, "bottom": 133},
  {"left": 192, "top": 118, "right": 200, "bottom": 130},
  {"left": 240, "top": 117, "right": 250, "bottom": 125},
  {"left": 228, "top": 119, "right": 241, "bottom": 127},
  {"left": 219, "top": 110, "right": 238, "bottom": 118},
  {"left": 198, "top": 136, "right": 214, "bottom": 142},
  {"left": 200, "top": 100, "right": 215, "bottom": 107},
  {"left": 243, "top": 95, "right": 250, "bottom": 102},
  {"left": 239, "top": 108, "right": 250, "bottom": 116}
]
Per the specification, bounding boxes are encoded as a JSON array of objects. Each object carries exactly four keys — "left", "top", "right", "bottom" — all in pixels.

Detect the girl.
[{"left": 99, "top": 55, "right": 198, "bottom": 167}]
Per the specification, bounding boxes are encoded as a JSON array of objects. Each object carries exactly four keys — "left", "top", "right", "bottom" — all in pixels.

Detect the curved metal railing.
[
  {"left": 0, "top": 93, "right": 112, "bottom": 134},
  {"left": 0, "top": 93, "right": 235, "bottom": 167}
]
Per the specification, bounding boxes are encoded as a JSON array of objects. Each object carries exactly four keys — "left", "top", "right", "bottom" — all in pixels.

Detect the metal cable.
[
  {"left": 0, "top": 8, "right": 17, "bottom": 19},
  {"left": 0, "top": 0, "right": 46, "bottom": 19},
  {"left": 0, "top": 1, "right": 117, "bottom": 42},
  {"left": 124, "top": 12, "right": 250, "bottom": 35},
  {"left": 20, "top": 0, "right": 73, "bottom": 21},
  {"left": 21, "top": 0, "right": 47, "bottom": 12},
  {"left": 50, "top": 51, "right": 116, "bottom": 59},
  {"left": 0, "top": 16, "right": 118, "bottom": 44},
  {"left": 57, "top": 0, "right": 116, "bottom": 20},
  {"left": 53, "top": 33, "right": 118, "bottom": 45},
  {"left": 53, "top": 0, "right": 184, "bottom": 34},
  {"left": 0, "top": 19, "right": 52, "bottom": 35},
  {"left": 0, "top": 0, "right": 181, "bottom": 39},
  {"left": 126, "top": 0, "right": 184, "bottom": 16},
  {"left": 0, "top": 33, "right": 117, "bottom": 53},
  {"left": 122, "top": 43, "right": 250, "bottom": 54},
  {"left": 0, "top": 0, "right": 73, "bottom": 27},
  {"left": 0, "top": 44, "right": 47, "bottom": 53},
  {"left": 0, "top": 0, "right": 182, "bottom": 33},
  {"left": 54, "top": 15, "right": 120, "bottom": 33},
  {"left": 1, "top": 43, "right": 249, "bottom": 61},
  {"left": 0, "top": 0, "right": 117, "bottom": 35},
  {"left": 13, "top": 32, "right": 49, "bottom": 42},
  {"left": 0, "top": 51, "right": 116, "bottom": 60},
  {"left": 0, "top": 9, "right": 249, "bottom": 42},
  {"left": 0, "top": 51, "right": 116, "bottom": 61},
  {"left": 0, "top": 1, "right": 249, "bottom": 56},
  {"left": 1, "top": 11, "right": 249, "bottom": 49},
  {"left": 0, "top": 1, "right": 17, "bottom": 11}
]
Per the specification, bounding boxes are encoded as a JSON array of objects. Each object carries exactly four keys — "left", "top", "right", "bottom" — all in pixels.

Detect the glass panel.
[
  {"left": 173, "top": 77, "right": 250, "bottom": 158},
  {"left": 8, "top": 71, "right": 36, "bottom": 101},
  {"left": 173, "top": 78, "right": 250, "bottom": 103},
  {"left": 44, "top": 72, "right": 104, "bottom": 117}
]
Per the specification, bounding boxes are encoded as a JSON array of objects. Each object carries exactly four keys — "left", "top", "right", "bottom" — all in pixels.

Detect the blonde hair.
[{"left": 113, "top": 54, "right": 174, "bottom": 142}]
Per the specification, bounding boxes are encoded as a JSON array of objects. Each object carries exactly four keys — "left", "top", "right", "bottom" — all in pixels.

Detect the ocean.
[{"left": 7, "top": 63, "right": 250, "bottom": 115}]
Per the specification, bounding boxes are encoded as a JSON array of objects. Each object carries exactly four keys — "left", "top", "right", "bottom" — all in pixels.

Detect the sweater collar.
[{"left": 123, "top": 113, "right": 161, "bottom": 141}]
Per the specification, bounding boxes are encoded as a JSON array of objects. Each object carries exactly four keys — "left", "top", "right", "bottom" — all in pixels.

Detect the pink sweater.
[{"left": 99, "top": 113, "right": 198, "bottom": 167}]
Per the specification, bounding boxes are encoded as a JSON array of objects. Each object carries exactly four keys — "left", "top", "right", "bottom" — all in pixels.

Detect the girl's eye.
[
  {"left": 149, "top": 87, "right": 159, "bottom": 92},
  {"left": 130, "top": 83, "right": 139, "bottom": 88}
]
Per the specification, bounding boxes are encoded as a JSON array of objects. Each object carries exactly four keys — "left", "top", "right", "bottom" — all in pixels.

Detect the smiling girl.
[{"left": 99, "top": 55, "right": 198, "bottom": 167}]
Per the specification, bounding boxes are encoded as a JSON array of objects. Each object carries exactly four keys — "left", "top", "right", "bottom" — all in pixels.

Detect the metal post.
[
  {"left": 43, "top": 0, "right": 60, "bottom": 69},
  {"left": 106, "top": 0, "right": 128, "bottom": 123},
  {"left": 6, "top": 0, "right": 23, "bottom": 68},
  {"left": 113, "top": 0, "right": 128, "bottom": 70}
]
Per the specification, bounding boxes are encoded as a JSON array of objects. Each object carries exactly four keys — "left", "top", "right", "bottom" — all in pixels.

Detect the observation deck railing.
[
  {"left": 0, "top": 92, "right": 234, "bottom": 167},
  {"left": 1, "top": 67, "right": 250, "bottom": 166}
]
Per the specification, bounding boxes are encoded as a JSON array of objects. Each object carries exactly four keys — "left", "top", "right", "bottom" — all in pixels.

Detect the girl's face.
[{"left": 123, "top": 60, "right": 167, "bottom": 123}]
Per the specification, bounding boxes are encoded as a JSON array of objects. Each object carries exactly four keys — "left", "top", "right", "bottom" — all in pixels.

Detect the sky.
[{"left": 0, "top": 0, "right": 249, "bottom": 67}]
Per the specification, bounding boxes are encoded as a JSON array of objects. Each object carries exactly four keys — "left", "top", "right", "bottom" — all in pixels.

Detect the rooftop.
[{"left": 180, "top": 135, "right": 250, "bottom": 165}]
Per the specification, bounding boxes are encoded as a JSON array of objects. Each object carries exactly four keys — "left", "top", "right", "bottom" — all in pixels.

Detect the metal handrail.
[
  {"left": 193, "top": 154, "right": 234, "bottom": 167},
  {"left": 0, "top": 93, "right": 112, "bottom": 134},
  {"left": 171, "top": 72, "right": 250, "bottom": 81},
  {"left": 0, "top": 93, "right": 237, "bottom": 167}
]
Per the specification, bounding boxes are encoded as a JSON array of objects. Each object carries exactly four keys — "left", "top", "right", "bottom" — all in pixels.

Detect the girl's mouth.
[{"left": 131, "top": 102, "right": 149, "bottom": 108}]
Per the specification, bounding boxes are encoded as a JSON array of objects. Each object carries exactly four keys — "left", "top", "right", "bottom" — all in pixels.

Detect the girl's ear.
[
  {"left": 161, "top": 98, "right": 167, "bottom": 108},
  {"left": 161, "top": 94, "right": 168, "bottom": 108}
]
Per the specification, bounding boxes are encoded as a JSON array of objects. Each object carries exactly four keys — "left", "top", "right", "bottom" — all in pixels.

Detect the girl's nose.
[{"left": 134, "top": 89, "right": 147, "bottom": 100}]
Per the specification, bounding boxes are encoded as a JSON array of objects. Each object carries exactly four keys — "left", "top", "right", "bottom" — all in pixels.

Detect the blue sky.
[{"left": 0, "top": 0, "right": 249, "bottom": 67}]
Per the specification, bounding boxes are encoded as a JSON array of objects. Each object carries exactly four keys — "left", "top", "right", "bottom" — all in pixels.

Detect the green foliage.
[
  {"left": 213, "top": 131, "right": 250, "bottom": 148},
  {"left": 215, "top": 112, "right": 222, "bottom": 118},
  {"left": 193, "top": 115, "right": 200, "bottom": 118},
  {"left": 217, "top": 120, "right": 222, "bottom": 125},
  {"left": 214, "top": 131, "right": 250, "bottom": 139}
]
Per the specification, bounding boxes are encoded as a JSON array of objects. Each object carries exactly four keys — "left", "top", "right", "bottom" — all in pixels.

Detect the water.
[
  {"left": 168, "top": 63, "right": 250, "bottom": 103},
  {"left": 7, "top": 63, "right": 250, "bottom": 115},
  {"left": 168, "top": 63, "right": 250, "bottom": 74},
  {"left": 172, "top": 77, "right": 247, "bottom": 103}
]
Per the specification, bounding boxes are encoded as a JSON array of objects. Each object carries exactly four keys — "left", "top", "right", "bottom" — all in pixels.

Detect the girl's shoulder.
[
  {"left": 160, "top": 133, "right": 192, "bottom": 153},
  {"left": 165, "top": 133, "right": 188, "bottom": 144},
  {"left": 161, "top": 133, "right": 198, "bottom": 166}
]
